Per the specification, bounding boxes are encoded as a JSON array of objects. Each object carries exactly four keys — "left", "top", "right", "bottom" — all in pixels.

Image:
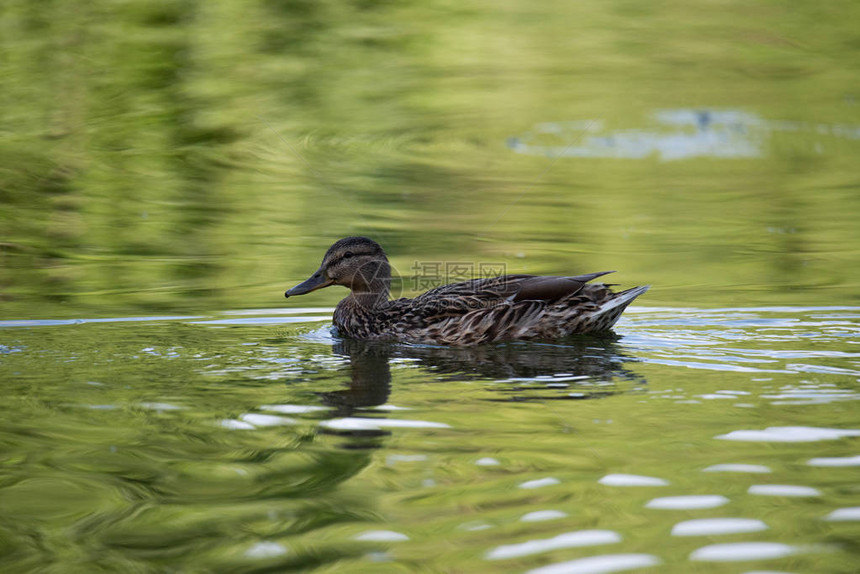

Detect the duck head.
[{"left": 285, "top": 237, "right": 391, "bottom": 298}]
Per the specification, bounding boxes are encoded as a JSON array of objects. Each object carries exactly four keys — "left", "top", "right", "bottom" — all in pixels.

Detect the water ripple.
[
  {"left": 645, "top": 495, "right": 729, "bottom": 510},
  {"left": 690, "top": 542, "right": 799, "bottom": 562},
  {"left": 526, "top": 553, "right": 661, "bottom": 574},
  {"left": 672, "top": 518, "right": 768, "bottom": 536},
  {"left": 486, "top": 530, "right": 621, "bottom": 560},
  {"left": 716, "top": 426, "right": 860, "bottom": 442}
]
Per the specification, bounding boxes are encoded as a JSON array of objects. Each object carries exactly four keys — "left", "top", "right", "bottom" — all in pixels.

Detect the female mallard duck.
[{"left": 285, "top": 237, "right": 649, "bottom": 346}]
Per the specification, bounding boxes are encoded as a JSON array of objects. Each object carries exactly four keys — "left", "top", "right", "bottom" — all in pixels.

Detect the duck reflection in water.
[
  {"left": 319, "top": 333, "right": 644, "bottom": 416},
  {"left": 319, "top": 338, "right": 394, "bottom": 415}
]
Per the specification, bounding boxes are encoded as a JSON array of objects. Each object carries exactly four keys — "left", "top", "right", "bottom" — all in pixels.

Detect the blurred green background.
[
  {"left": 2, "top": 4, "right": 860, "bottom": 571},
  {"left": 2, "top": 0, "right": 859, "bottom": 317}
]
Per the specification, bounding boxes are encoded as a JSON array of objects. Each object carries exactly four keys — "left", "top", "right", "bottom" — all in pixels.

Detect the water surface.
[
  {"left": 2, "top": 0, "right": 860, "bottom": 571},
  {"left": 1, "top": 306, "right": 858, "bottom": 572}
]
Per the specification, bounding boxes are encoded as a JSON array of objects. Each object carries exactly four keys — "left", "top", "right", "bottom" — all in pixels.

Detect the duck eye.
[{"left": 343, "top": 251, "right": 354, "bottom": 259}]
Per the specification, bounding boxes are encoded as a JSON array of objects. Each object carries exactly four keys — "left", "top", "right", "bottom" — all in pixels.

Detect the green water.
[{"left": 2, "top": 0, "right": 860, "bottom": 572}]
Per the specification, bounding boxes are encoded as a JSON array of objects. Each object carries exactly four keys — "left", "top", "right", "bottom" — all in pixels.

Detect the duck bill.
[{"left": 285, "top": 268, "right": 334, "bottom": 298}]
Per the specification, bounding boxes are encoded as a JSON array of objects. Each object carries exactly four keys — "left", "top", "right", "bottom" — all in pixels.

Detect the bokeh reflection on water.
[
  {"left": 0, "top": 306, "right": 858, "bottom": 572},
  {"left": 508, "top": 109, "right": 860, "bottom": 161}
]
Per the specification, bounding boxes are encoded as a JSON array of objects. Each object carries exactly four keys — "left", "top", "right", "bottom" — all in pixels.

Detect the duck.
[{"left": 284, "top": 237, "right": 649, "bottom": 346}]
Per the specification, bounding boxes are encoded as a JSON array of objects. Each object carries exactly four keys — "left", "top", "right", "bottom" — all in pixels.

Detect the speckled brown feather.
[
  {"left": 332, "top": 274, "right": 649, "bottom": 345},
  {"left": 288, "top": 237, "right": 649, "bottom": 346}
]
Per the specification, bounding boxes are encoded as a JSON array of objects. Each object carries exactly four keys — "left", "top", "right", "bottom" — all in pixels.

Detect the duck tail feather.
[
  {"left": 565, "top": 270, "right": 616, "bottom": 283},
  {"left": 603, "top": 285, "right": 650, "bottom": 312}
]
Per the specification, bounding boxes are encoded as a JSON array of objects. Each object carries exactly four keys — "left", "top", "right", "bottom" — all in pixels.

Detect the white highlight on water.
[
  {"left": 526, "top": 553, "right": 661, "bottom": 574},
  {"left": 671, "top": 518, "right": 768, "bottom": 536},
  {"left": 763, "top": 388, "right": 860, "bottom": 405},
  {"left": 690, "top": 542, "right": 798, "bottom": 562},
  {"left": 520, "top": 510, "right": 569, "bottom": 522},
  {"left": 748, "top": 484, "right": 821, "bottom": 497},
  {"left": 598, "top": 473, "right": 669, "bottom": 486},
  {"left": 645, "top": 495, "right": 729, "bottom": 510},
  {"left": 807, "top": 454, "right": 860, "bottom": 467},
  {"left": 486, "top": 530, "right": 621, "bottom": 560},
  {"left": 320, "top": 417, "right": 450, "bottom": 430},
  {"left": 519, "top": 477, "right": 561, "bottom": 489},
  {"left": 702, "top": 463, "right": 771, "bottom": 473},
  {"left": 475, "top": 457, "right": 501, "bottom": 466},
  {"left": 715, "top": 426, "right": 860, "bottom": 442},
  {"left": 239, "top": 414, "right": 298, "bottom": 427},
  {"left": 138, "top": 402, "right": 184, "bottom": 411},
  {"left": 220, "top": 419, "right": 255, "bottom": 430},
  {"left": 260, "top": 404, "right": 328, "bottom": 414},
  {"left": 824, "top": 507, "right": 860, "bottom": 521},
  {"left": 353, "top": 530, "right": 410, "bottom": 542},
  {"left": 244, "top": 541, "right": 288, "bottom": 559},
  {"left": 459, "top": 522, "right": 493, "bottom": 531}
]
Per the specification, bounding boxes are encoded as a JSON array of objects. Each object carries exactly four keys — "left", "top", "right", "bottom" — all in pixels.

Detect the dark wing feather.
[
  {"left": 512, "top": 271, "right": 615, "bottom": 302},
  {"left": 417, "top": 272, "right": 615, "bottom": 303},
  {"left": 410, "top": 272, "right": 615, "bottom": 312}
]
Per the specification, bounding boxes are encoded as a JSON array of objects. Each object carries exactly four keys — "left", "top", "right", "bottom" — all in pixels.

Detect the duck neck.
[
  {"left": 348, "top": 259, "right": 391, "bottom": 309},
  {"left": 334, "top": 286, "right": 388, "bottom": 337},
  {"left": 349, "top": 281, "right": 390, "bottom": 310}
]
